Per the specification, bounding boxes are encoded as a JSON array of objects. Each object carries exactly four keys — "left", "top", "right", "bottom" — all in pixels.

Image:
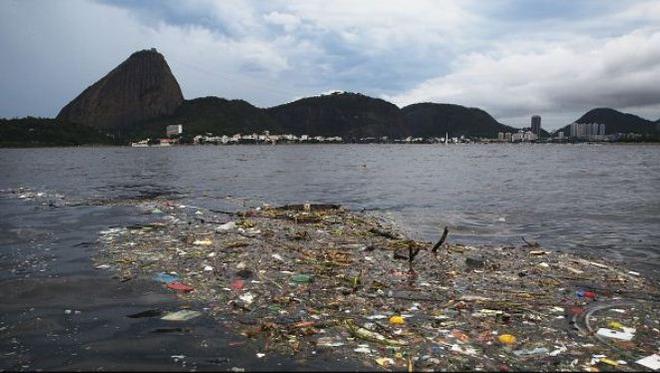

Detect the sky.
[{"left": 1, "top": 0, "right": 660, "bottom": 130}]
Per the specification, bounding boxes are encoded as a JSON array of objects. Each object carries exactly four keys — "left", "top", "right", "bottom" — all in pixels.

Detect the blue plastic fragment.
[{"left": 153, "top": 272, "right": 178, "bottom": 284}]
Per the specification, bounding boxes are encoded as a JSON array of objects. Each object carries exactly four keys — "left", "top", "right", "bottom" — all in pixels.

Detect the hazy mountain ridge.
[
  {"left": 555, "top": 108, "right": 658, "bottom": 136},
  {"left": 130, "top": 96, "right": 282, "bottom": 140},
  {"left": 401, "top": 103, "right": 518, "bottom": 138},
  {"left": 267, "top": 92, "right": 407, "bottom": 138},
  {"left": 122, "top": 91, "right": 521, "bottom": 140}
]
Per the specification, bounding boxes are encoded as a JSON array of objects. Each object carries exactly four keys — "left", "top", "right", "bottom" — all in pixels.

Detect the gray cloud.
[
  {"left": 1, "top": 0, "right": 659, "bottom": 130},
  {"left": 387, "top": 27, "right": 660, "bottom": 128}
]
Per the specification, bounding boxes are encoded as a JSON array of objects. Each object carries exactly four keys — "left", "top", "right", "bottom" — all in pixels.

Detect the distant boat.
[
  {"left": 131, "top": 140, "right": 149, "bottom": 147},
  {"left": 131, "top": 139, "right": 174, "bottom": 147}
]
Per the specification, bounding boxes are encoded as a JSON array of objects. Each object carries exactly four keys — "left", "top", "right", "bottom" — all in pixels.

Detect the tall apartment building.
[
  {"left": 531, "top": 115, "right": 541, "bottom": 138},
  {"left": 569, "top": 122, "right": 606, "bottom": 140}
]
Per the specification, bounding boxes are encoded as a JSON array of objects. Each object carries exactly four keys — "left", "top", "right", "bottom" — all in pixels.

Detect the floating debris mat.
[{"left": 95, "top": 201, "right": 660, "bottom": 371}]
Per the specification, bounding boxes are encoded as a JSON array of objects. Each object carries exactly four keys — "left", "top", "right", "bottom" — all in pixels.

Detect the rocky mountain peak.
[{"left": 57, "top": 48, "right": 184, "bottom": 131}]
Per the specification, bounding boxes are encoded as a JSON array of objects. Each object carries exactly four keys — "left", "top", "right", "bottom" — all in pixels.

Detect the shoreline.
[{"left": 3, "top": 141, "right": 660, "bottom": 149}]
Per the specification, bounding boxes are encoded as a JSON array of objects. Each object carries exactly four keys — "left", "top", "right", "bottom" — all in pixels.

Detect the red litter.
[
  {"left": 569, "top": 306, "right": 584, "bottom": 316},
  {"left": 576, "top": 289, "right": 597, "bottom": 299},
  {"left": 167, "top": 281, "right": 194, "bottom": 292},
  {"left": 231, "top": 278, "right": 245, "bottom": 290},
  {"left": 583, "top": 291, "right": 597, "bottom": 299}
]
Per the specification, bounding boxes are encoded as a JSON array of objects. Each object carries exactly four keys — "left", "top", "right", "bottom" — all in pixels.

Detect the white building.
[
  {"left": 569, "top": 122, "right": 606, "bottom": 140},
  {"left": 523, "top": 131, "right": 538, "bottom": 142},
  {"left": 166, "top": 124, "right": 183, "bottom": 137}
]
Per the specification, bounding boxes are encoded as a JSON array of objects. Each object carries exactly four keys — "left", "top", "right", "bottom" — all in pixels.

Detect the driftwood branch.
[
  {"left": 432, "top": 227, "right": 449, "bottom": 254},
  {"left": 409, "top": 245, "right": 422, "bottom": 263},
  {"left": 393, "top": 241, "right": 422, "bottom": 263}
]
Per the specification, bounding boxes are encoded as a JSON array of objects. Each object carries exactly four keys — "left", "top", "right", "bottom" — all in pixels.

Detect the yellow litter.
[
  {"left": 608, "top": 321, "right": 624, "bottom": 330},
  {"left": 375, "top": 357, "right": 395, "bottom": 367},
  {"left": 600, "top": 358, "right": 619, "bottom": 366},
  {"left": 498, "top": 334, "right": 517, "bottom": 344}
]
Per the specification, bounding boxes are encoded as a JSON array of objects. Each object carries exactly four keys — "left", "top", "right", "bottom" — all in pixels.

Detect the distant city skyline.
[{"left": 2, "top": 0, "right": 660, "bottom": 130}]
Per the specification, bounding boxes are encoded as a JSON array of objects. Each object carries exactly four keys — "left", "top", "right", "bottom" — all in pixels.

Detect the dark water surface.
[{"left": 1, "top": 144, "right": 659, "bottom": 370}]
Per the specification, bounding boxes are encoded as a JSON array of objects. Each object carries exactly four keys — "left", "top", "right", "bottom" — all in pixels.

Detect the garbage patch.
[{"left": 94, "top": 200, "right": 659, "bottom": 371}]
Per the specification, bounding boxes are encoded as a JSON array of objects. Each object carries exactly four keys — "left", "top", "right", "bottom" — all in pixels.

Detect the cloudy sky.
[{"left": 1, "top": 0, "right": 660, "bottom": 129}]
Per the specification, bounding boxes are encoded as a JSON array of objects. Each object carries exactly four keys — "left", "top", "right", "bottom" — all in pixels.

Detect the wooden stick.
[
  {"left": 432, "top": 227, "right": 449, "bottom": 253},
  {"left": 409, "top": 246, "right": 422, "bottom": 263}
]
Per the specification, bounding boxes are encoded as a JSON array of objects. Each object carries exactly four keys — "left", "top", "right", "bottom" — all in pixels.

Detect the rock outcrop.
[{"left": 57, "top": 49, "right": 183, "bottom": 131}]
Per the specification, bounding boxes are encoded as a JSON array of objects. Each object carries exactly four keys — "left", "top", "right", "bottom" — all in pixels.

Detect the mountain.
[
  {"left": 401, "top": 103, "right": 517, "bottom": 138},
  {"left": 36, "top": 48, "right": 581, "bottom": 142},
  {"left": 57, "top": 49, "right": 184, "bottom": 133},
  {"left": 50, "top": 50, "right": 518, "bottom": 141},
  {"left": 0, "top": 117, "right": 114, "bottom": 147},
  {"left": 129, "top": 96, "right": 281, "bottom": 139},
  {"left": 267, "top": 92, "right": 406, "bottom": 139},
  {"left": 6, "top": 49, "right": 658, "bottom": 145},
  {"left": 130, "top": 92, "right": 512, "bottom": 140},
  {"left": 557, "top": 108, "right": 656, "bottom": 135}
]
